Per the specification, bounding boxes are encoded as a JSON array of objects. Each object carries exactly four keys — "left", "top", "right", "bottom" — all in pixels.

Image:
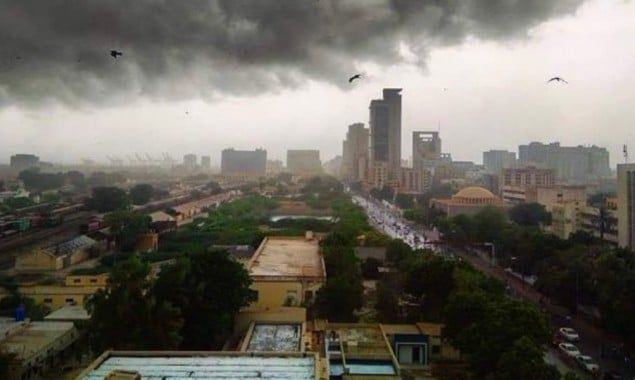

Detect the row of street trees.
[
  {"left": 436, "top": 203, "right": 635, "bottom": 345},
  {"left": 377, "top": 241, "right": 561, "bottom": 379}
]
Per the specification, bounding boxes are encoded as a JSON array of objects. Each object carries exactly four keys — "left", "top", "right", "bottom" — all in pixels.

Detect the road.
[{"left": 352, "top": 194, "right": 630, "bottom": 378}]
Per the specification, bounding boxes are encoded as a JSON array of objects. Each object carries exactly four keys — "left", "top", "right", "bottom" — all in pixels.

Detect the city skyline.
[{"left": 1, "top": 0, "right": 634, "bottom": 167}]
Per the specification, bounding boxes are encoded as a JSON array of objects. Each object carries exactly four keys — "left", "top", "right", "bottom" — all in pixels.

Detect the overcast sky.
[{"left": 1, "top": 0, "right": 634, "bottom": 167}]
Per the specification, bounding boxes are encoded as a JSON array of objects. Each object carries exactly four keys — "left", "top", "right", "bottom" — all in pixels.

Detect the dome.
[{"left": 454, "top": 186, "right": 496, "bottom": 199}]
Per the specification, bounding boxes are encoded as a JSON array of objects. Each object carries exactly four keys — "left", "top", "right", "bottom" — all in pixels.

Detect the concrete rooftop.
[
  {"left": 248, "top": 237, "right": 324, "bottom": 278},
  {"left": 246, "top": 323, "right": 301, "bottom": 352},
  {"left": 78, "top": 352, "right": 317, "bottom": 380},
  {"left": 0, "top": 321, "right": 76, "bottom": 362}
]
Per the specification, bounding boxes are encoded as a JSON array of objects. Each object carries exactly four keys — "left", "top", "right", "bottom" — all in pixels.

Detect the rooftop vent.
[{"left": 104, "top": 370, "right": 141, "bottom": 380}]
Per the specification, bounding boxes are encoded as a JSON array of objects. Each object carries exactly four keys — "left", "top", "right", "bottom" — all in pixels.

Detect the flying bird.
[
  {"left": 348, "top": 74, "right": 362, "bottom": 83},
  {"left": 110, "top": 50, "right": 123, "bottom": 58},
  {"left": 547, "top": 76, "right": 568, "bottom": 84}
]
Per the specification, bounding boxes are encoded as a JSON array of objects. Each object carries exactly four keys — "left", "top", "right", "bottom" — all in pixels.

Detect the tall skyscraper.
[
  {"left": 342, "top": 123, "right": 369, "bottom": 182},
  {"left": 617, "top": 164, "right": 635, "bottom": 250},
  {"left": 369, "top": 88, "right": 402, "bottom": 179},
  {"left": 412, "top": 131, "right": 441, "bottom": 170},
  {"left": 221, "top": 148, "right": 267, "bottom": 176},
  {"left": 483, "top": 150, "right": 516, "bottom": 175}
]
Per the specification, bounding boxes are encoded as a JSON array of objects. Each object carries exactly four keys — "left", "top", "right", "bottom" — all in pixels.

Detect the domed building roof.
[
  {"left": 451, "top": 186, "right": 500, "bottom": 205},
  {"left": 454, "top": 186, "right": 496, "bottom": 199}
]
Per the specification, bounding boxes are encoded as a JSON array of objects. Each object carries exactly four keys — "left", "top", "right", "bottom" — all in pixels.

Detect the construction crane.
[{"left": 106, "top": 155, "right": 124, "bottom": 166}]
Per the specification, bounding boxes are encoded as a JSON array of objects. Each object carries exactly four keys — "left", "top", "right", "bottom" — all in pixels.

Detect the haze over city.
[{"left": 1, "top": 0, "right": 634, "bottom": 165}]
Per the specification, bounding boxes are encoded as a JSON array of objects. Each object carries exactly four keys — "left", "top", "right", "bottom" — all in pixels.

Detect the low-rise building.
[
  {"left": 75, "top": 351, "right": 321, "bottom": 380},
  {"left": 15, "top": 236, "right": 96, "bottom": 273},
  {"left": 0, "top": 319, "right": 79, "bottom": 380}
]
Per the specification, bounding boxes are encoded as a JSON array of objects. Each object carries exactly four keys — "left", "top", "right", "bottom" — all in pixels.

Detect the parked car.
[
  {"left": 558, "top": 327, "right": 580, "bottom": 341},
  {"left": 558, "top": 342, "right": 581, "bottom": 359},
  {"left": 575, "top": 355, "right": 599, "bottom": 373}
]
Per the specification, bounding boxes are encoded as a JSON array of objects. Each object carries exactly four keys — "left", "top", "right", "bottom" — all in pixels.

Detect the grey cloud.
[{"left": 0, "top": 0, "right": 585, "bottom": 108}]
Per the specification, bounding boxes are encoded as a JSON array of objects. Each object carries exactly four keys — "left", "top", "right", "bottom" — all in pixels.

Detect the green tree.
[
  {"left": 86, "top": 186, "right": 129, "bottom": 212},
  {"left": 151, "top": 251, "right": 255, "bottom": 349},
  {"left": 129, "top": 183, "right": 154, "bottom": 205},
  {"left": 18, "top": 168, "right": 65, "bottom": 192},
  {"left": 105, "top": 210, "right": 150, "bottom": 252},
  {"left": 206, "top": 181, "right": 223, "bottom": 195},
  {"left": 376, "top": 275, "right": 401, "bottom": 323},
  {"left": 509, "top": 202, "right": 552, "bottom": 227},
  {"left": 64, "top": 170, "right": 86, "bottom": 190},
  {"left": 495, "top": 336, "right": 560, "bottom": 380},
  {"left": 86, "top": 257, "right": 183, "bottom": 351},
  {"left": 315, "top": 276, "right": 363, "bottom": 322},
  {"left": 385, "top": 239, "right": 413, "bottom": 265}
]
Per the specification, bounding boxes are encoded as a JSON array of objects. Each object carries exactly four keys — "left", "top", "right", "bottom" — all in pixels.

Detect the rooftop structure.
[
  {"left": 0, "top": 319, "right": 79, "bottom": 379},
  {"left": 325, "top": 323, "right": 399, "bottom": 379},
  {"left": 45, "top": 235, "right": 96, "bottom": 256},
  {"left": 76, "top": 351, "right": 318, "bottom": 380},
  {"left": 243, "top": 322, "right": 303, "bottom": 352},
  {"left": 44, "top": 305, "right": 90, "bottom": 322},
  {"left": 430, "top": 186, "right": 506, "bottom": 217},
  {"left": 248, "top": 236, "right": 324, "bottom": 280}
]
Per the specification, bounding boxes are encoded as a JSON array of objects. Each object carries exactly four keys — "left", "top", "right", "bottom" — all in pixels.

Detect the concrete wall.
[
  {"left": 250, "top": 280, "right": 322, "bottom": 309},
  {"left": 15, "top": 250, "right": 63, "bottom": 272},
  {"left": 65, "top": 274, "right": 109, "bottom": 287}
]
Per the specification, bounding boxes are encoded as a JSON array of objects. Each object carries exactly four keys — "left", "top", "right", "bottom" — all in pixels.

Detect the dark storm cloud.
[{"left": 0, "top": 0, "right": 584, "bottom": 107}]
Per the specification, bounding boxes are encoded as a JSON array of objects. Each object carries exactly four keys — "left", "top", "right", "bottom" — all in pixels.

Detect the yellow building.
[
  {"left": 551, "top": 200, "right": 585, "bottom": 239},
  {"left": 236, "top": 234, "right": 325, "bottom": 332},
  {"left": 431, "top": 186, "right": 506, "bottom": 217},
  {"left": 15, "top": 236, "right": 96, "bottom": 273},
  {"left": 0, "top": 274, "right": 107, "bottom": 311},
  {"left": 246, "top": 234, "right": 325, "bottom": 309}
]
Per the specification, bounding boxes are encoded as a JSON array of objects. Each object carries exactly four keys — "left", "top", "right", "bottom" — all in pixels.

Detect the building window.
[
  {"left": 43, "top": 298, "right": 52, "bottom": 303},
  {"left": 73, "top": 279, "right": 81, "bottom": 283},
  {"left": 65, "top": 298, "right": 75, "bottom": 304},
  {"left": 89, "top": 279, "right": 97, "bottom": 283},
  {"left": 249, "top": 289, "right": 259, "bottom": 302},
  {"left": 432, "top": 345, "right": 441, "bottom": 354}
]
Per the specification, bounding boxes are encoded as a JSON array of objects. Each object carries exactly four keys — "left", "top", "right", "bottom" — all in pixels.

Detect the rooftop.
[
  {"left": 248, "top": 236, "right": 324, "bottom": 279},
  {"left": 44, "top": 305, "right": 90, "bottom": 321},
  {"left": 77, "top": 351, "right": 317, "bottom": 380},
  {"left": 0, "top": 320, "right": 76, "bottom": 362},
  {"left": 45, "top": 235, "right": 96, "bottom": 256},
  {"left": 245, "top": 323, "right": 302, "bottom": 352}
]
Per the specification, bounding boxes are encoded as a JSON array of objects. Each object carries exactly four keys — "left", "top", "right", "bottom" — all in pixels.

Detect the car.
[
  {"left": 558, "top": 342, "right": 581, "bottom": 358},
  {"left": 575, "top": 355, "right": 599, "bottom": 373},
  {"left": 558, "top": 327, "right": 580, "bottom": 341}
]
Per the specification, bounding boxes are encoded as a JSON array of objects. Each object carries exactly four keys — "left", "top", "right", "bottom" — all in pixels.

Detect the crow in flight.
[
  {"left": 110, "top": 50, "right": 123, "bottom": 58},
  {"left": 547, "top": 76, "right": 568, "bottom": 84},
  {"left": 348, "top": 74, "right": 362, "bottom": 83}
]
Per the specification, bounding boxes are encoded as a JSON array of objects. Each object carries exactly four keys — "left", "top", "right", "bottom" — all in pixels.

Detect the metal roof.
[
  {"left": 45, "top": 235, "right": 96, "bottom": 256},
  {"left": 80, "top": 354, "right": 316, "bottom": 380}
]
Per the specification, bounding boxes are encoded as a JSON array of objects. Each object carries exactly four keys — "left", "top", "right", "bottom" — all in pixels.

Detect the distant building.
[
  {"left": 286, "top": 150, "right": 322, "bottom": 175},
  {"left": 412, "top": 131, "right": 441, "bottom": 170},
  {"left": 397, "top": 167, "right": 431, "bottom": 194},
  {"left": 15, "top": 235, "right": 96, "bottom": 273},
  {"left": 551, "top": 200, "right": 585, "bottom": 239},
  {"left": 342, "top": 123, "right": 370, "bottom": 182},
  {"left": 200, "top": 155, "right": 211, "bottom": 170},
  {"left": 536, "top": 185, "right": 587, "bottom": 211},
  {"left": 518, "top": 142, "right": 610, "bottom": 184},
  {"left": 323, "top": 155, "right": 342, "bottom": 177},
  {"left": 501, "top": 166, "right": 556, "bottom": 204},
  {"left": 431, "top": 186, "right": 506, "bottom": 217},
  {"left": 183, "top": 153, "right": 197, "bottom": 168},
  {"left": 618, "top": 163, "right": 635, "bottom": 249},
  {"left": 266, "top": 159, "right": 285, "bottom": 175},
  {"left": 370, "top": 89, "right": 402, "bottom": 180},
  {"left": 483, "top": 150, "right": 516, "bottom": 175},
  {"left": 221, "top": 148, "right": 267, "bottom": 176},
  {"left": 10, "top": 154, "right": 39, "bottom": 170}
]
